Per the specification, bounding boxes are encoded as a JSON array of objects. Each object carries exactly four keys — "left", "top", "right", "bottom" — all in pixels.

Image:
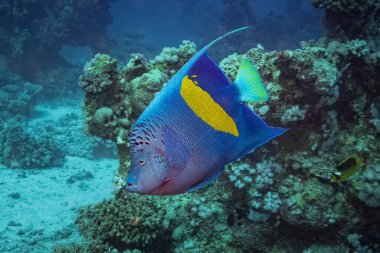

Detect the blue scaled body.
[{"left": 125, "top": 27, "right": 287, "bottom": 195}]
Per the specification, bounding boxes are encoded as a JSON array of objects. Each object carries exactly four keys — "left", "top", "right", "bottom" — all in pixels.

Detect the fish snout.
[
  {"left": 125, "top": 175, "right": 138, "bottom": 192},
  {"left": 125, "top": 171, "right": 161, "bottom": 194}
]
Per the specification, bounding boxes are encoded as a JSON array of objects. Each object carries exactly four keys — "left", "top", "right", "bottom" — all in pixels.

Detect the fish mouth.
[
  {"left": 125, "top": 178, "right": 140, "bottom": 193},
  {"left": 125, "top": 180, "right": 157, "bottom": 195},
  {"left": 125, "top": 176, "right": 172, "bottom": 195},
  {"left": 125, "top": 183, "right": 138, "bottom": 192}
]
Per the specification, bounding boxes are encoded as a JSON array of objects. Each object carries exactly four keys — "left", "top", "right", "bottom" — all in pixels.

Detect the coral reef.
[
  {"left": 0, "top": 124, "right": 65, "bottom": 169},
  {"left": 279, "top": 176, "right": 353, "bottom": 230},
  {"left": 151, "top": 40, "right": 197, "bottom": 76},
  {"left": 312, "top": 0, "right": 380, "bottom": 44},
  {"left": 56, "top": 2, "right": 380, "bottom": 252},
  {"left": 351, "top": 163, "right": 380, "bottom": 208},
  {"left": 0, "top": 65, "right": 114, "bottom": 168},
  {"left": 129, "top": 69, "right": 168, "bottom": 115},
  {"left": 79, "top": 54, "right": 118, "bottom": 94},
  {"left": 76, "top": 192, "right": 170, "bottom": 251},
  {"left": 370, "top": 97, "right": 380, "bottom": 133},
  {"left": 0, "top": 68, "right": 42, "bottom": 121}
]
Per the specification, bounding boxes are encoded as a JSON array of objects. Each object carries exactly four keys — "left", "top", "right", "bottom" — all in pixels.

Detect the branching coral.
[
  {"left": 279, "top": 176, "right": 354, "bottom": 230},
  {"left": 74, "top": 184, "right": 239, "bottom": 253},
  {"left": 351, "top": 163, "right": 380, "bottom": 208},
  {"left": 76, "top": 192, "right": 169, "bottom": 249},
  {"left": 171, "top": 197, "right": 235, "bottom": 253},
  {"left": 227, "top": 158, "right": 282, "bottom": 190},
  {"left": 225, "top": 157, "right": 284, "bottom": 224}
]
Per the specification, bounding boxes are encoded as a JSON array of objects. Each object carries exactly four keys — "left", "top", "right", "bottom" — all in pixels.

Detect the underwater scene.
[{"left": 0, "top": 0, "right": 379, "bottom": 252}]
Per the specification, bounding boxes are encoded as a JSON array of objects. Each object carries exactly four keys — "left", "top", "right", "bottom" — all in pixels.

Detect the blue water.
[
  {"left": 108, "top": 0, "right": 323, "bottom": 60},
  {"left": 0, "top": 0, "right": 379, "bottom": 252}
]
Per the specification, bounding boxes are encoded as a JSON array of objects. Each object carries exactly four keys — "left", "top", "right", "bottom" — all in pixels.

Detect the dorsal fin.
[
  {"left": 195, "top": 26, "right": 249, "bottom": 59},
  {"left": 187, "top": 53, "right": 230, "bottom": 91},
  {"left": 175, "top": 27, "right": 249, "bottom": 79}
]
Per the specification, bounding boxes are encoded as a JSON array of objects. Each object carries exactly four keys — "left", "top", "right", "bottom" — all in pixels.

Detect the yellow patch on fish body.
[{"left": 180, "top": 75, "right": 239, "bottom": 137}]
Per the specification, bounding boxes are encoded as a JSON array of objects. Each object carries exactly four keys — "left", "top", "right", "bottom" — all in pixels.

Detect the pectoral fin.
[
  {"left": 187, "top": 168, "right": 224, "bottom": 192},
  {"left": 163, "top": 128, "right": 190, "bottom": 170},
  {"left": 235, "top": 58, "right": 268, "bottom": 102}
]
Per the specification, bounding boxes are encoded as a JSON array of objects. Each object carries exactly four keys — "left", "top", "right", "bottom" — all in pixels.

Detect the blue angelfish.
[{"left": 126, "top": 27, "right": 287, "bottom": 195}]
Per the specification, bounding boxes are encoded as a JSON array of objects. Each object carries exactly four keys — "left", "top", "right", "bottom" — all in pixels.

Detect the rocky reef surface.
[{"left": 51, "top": 1, "right": 380, "bottom": 252}]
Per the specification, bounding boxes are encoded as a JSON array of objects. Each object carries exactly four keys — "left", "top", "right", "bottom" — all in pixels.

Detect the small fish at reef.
[
  {"left": 331, "top": 154, "right": 363, "bottom": 183},
  {"left": 125, "top": 27, "right": 287, "bottom": 195}
]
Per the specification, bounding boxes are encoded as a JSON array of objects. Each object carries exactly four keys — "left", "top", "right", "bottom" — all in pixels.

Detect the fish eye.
[{"left": 139, "top": 160, "right": 145, "bottom": 165}]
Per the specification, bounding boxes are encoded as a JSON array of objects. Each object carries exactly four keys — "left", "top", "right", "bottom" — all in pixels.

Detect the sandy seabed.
[{"left": 0, "top": 100, "right": 118, "bottom": 253}]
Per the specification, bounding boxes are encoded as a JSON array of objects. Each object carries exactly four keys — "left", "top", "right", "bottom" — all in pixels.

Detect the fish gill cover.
[{"left": 0, "top": 0, "right": 379, "bottom": 252}]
